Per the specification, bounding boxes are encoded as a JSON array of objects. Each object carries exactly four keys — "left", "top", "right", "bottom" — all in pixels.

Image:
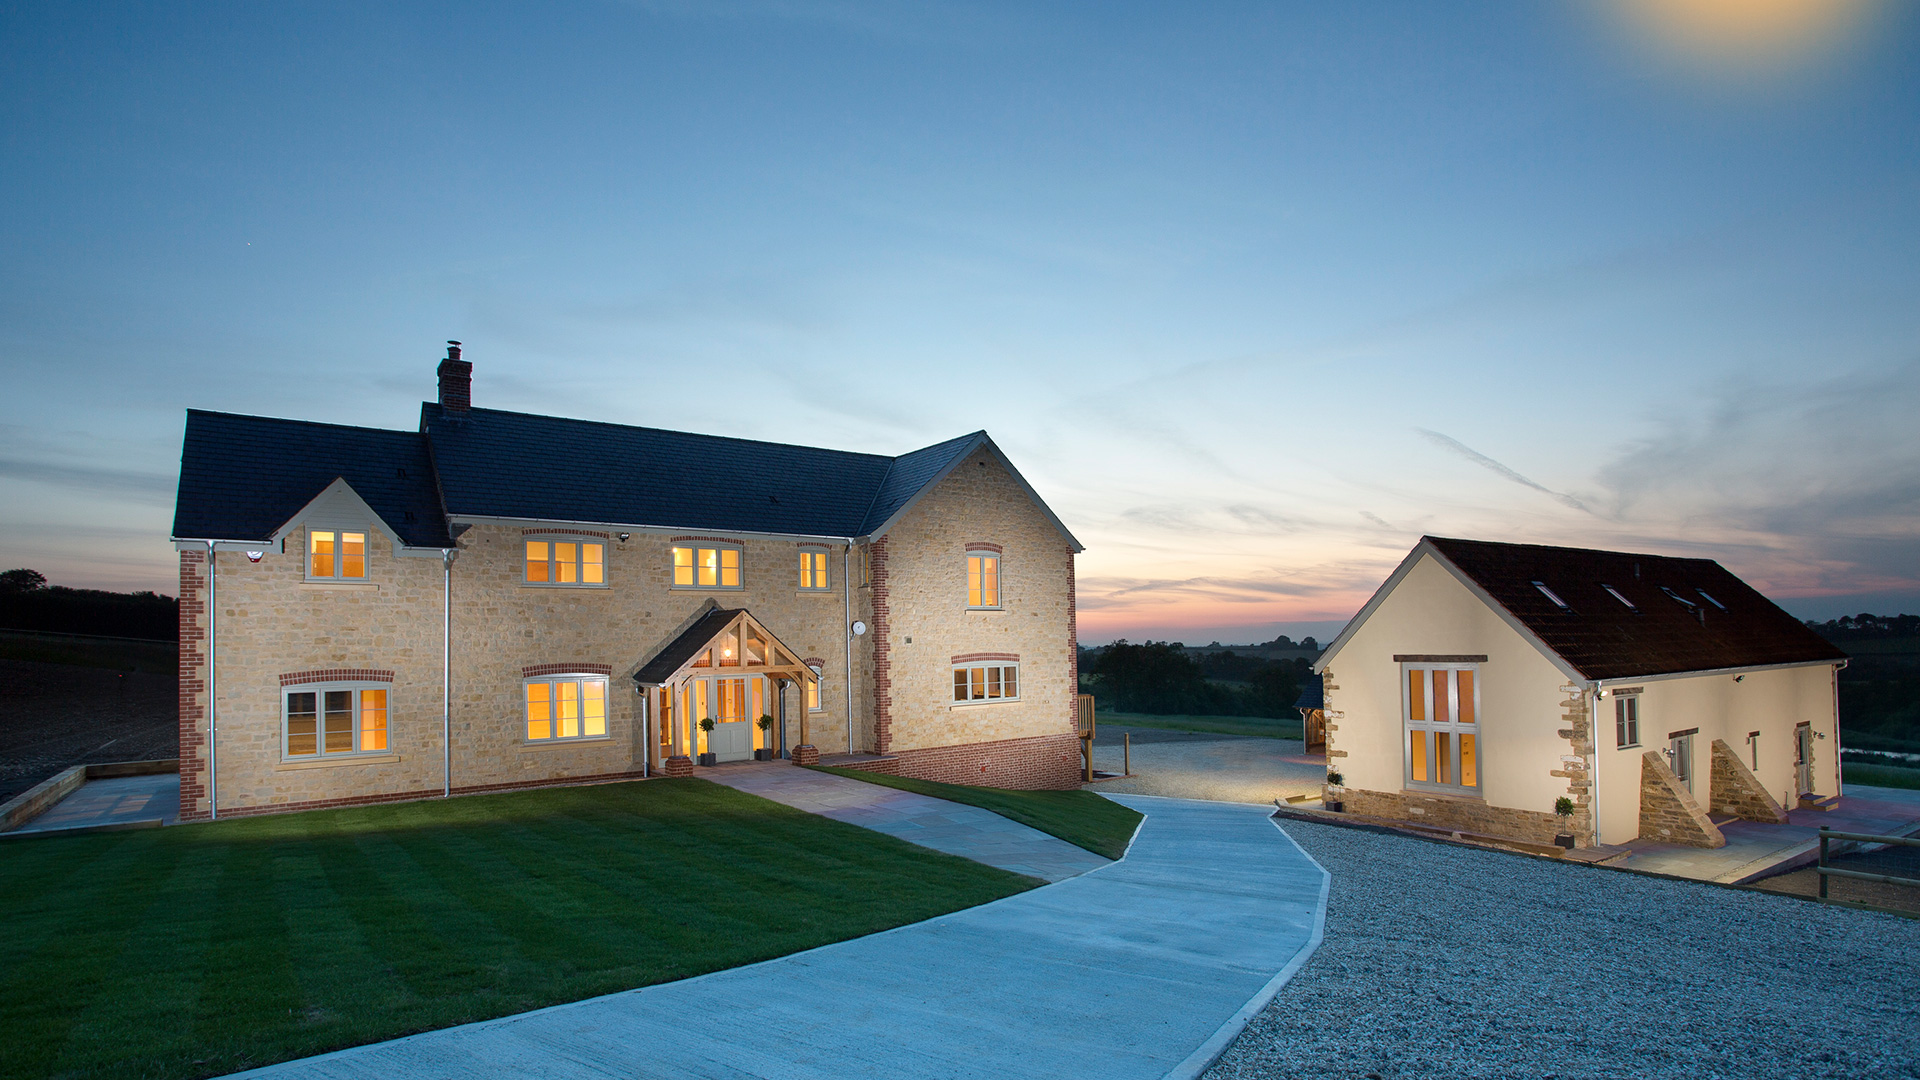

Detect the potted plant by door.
[
  {"left": 1324, "top": 771, "right": 1345, "bottom": 813},
  {"left": 697, "top": 718, "right": 717, "bottom": 766},
  {"left": 754, "top": 715, "right": 776, "bottom": 761},
  {"left": 1553, "top": 796, "right": 1576, "bottom": 849}
]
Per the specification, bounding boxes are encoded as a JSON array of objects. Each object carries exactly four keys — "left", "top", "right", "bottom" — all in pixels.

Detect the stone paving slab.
[
  {"left": 3, "top": 773, "right": 179, "bottom": 834},
  {"left": 702, "top": 761, "right": 1110, "bottom": 882},
  {"left": 227, "top": 794, "right": 1328, "bottom": 1080}
]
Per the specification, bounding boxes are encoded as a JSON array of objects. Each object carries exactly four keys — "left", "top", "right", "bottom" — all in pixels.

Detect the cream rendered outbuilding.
[{"left": 1316, "top": 537, "right": 1845, "bottom": 848}]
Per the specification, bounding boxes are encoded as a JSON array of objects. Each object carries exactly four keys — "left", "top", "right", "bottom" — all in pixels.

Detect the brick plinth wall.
[
  {"left": 665, "top": 755, "right": 694, "bottom": 778},
  {"left": 826, "top": 755, "right": 900, "bottom": 775},
  {"left": 869, "top": 537, "right": 891, "bottom": 755},
  {"left": 890, "top": 732, "right": 1083, "bottom": 790},
  {"left": 1639, "top": 751, "right": 1726, "bottom": 848},
  {"left": 178, "top": 550, "right": 210, "bottom": 823},
  {"left": 1708, "top": 738, "right": 1789, "bottom": 824},
  {"left": 1337, "top": 787, "right": 1569, "bottom": 845},
  {"left": 201, "top": 768, "right": 657, "bottom": 820}
]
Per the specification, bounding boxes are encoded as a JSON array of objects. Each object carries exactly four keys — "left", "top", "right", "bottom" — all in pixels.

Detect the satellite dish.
[{"left": 851, "top": 620, "right": 868, "bottom": 636}]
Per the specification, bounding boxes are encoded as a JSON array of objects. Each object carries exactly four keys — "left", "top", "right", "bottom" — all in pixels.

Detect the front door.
[
  {"left": 1669, "top": 733, "right": 1695, "bottom": 793},
  {"left": 1796, "top": 725, "right": 1816, "bottom": 795},
  {"left": 687, "top": 674, "right": 767, "bottom": 762}
]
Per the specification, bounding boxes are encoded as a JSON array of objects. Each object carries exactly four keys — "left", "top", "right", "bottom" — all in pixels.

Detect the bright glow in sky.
[{"left": 3, "top": 1, "right": 1917, "bottom": 644}]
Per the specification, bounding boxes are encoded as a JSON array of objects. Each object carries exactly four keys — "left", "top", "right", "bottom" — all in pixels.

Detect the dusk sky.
[{"left": 4, "top": 1, "right": 1918, "bottom": 645}]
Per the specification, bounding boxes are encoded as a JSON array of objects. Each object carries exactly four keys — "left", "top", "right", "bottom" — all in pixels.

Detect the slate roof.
[
  {"left": 634, "top": 608, "right": 743, "bottom": 685},
  {"left": 175, "top": 403, "right": 1061, "bottom": 549},
  {"left": 172, "top": 410, "right": 453, "bottom": 547},
  {"left": 1424, "top": 536, "right": 1846, "bottom": 681},
  {"left": 1294, "top": 674, "right": 1324, "bottom": 711}
]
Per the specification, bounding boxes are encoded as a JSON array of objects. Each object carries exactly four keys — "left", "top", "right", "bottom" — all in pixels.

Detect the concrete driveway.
[
  {"left": 227, "top": 794, "right": 1329, "bottom": 1080},
  {"left": 1089, "top": 726, "right": 1326, "bottom": 806}
]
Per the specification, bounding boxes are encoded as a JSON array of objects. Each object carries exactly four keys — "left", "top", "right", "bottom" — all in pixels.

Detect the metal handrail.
[{"left": 1818, "top": 825, "right": 1920, "bottom": 902}]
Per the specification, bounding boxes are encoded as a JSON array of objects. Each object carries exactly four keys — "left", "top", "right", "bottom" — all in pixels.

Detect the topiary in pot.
[
  {"left": 755, "top": 715, "right": 776, "bottom": 760},
  {"left": 1553, "top": 796, "right": 1576, "bottom": 849},
  {"left": 1323, "top": 771, "right": 1345, "bottom": 813},
  {"left": 697, "top": 717, "right": 717, "bottom": 766}
]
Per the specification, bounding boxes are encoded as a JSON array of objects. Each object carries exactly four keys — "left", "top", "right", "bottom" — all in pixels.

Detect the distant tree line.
[
  {"left": 0, "top": 569, "right": 178, "bottom": 641},
  {"left": 1078, "top": 640, "right": 1312, "bottom": 718},
  {"left": 1807, "top": 613, "right": 1920, "bottom": 753}
]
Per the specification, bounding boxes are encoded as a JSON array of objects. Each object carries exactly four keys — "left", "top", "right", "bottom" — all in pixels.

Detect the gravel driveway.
[{"left": 1208, "top": 818, "right": 1920, "bottom": 1080}]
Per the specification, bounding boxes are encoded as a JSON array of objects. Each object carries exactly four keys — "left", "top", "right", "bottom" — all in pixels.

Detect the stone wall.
[
  {"left": 1708, "top": 738, "right": 1789, "bottom": 824},
  {"left": 1335, "top": 787, "right": 1570, "bottom": 845},
  {"left": 1638, "top": 750, "right": 1725, "bottom": 848}
]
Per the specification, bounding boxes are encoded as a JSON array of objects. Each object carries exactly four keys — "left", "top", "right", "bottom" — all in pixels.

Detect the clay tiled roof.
[{"left": 1424, "top": 536, "right": 1846, "bottom": 681}]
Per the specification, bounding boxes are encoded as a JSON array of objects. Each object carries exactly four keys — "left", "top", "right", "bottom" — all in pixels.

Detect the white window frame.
[
  {"left": 1614, "top": 692, "right": 1642, "bottom": 748},
  {"left": 671, "top": 543, "right": 744, "bottom": 590},
  {"left": 798, "top": 547, "right": 831, "bottom": 591},
  {"left": 1401, "top": 662, "right": 1481, "bottom": 796},
  {"left": 306, "top": 526, "right": 370, "bottom": 581},
  {"left": 283, "top": 682, "right": 389, "bottom": 759},
  {"left": 966, "top": 552, "right": 1000, "bottom": 609},
  {"left": 952, "top": 663, "right": 1020, "bottom": 705},
  {"left": 523, "top": 536, "right": 607, "bottom": 587},
  {"left": 523, "top": 674, "right": 612, "bottom": 743}
]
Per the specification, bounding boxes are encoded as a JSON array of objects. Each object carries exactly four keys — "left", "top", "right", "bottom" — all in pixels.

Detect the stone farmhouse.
[
  {"left": 1315, "top": 536, "right": 1847, "bottom": 849},
  {"left": 170, "top": 345, "right": 1084, "bottom": 821}
]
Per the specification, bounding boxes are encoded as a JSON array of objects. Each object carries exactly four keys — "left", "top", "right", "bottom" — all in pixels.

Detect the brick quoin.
[
  {"left": 177, "top": 549, "right": 210, "bottom": 823},
  {"left": 1067, "top": 544, "right": 1077, "bottom": 733},
  {"left": 890, "top": 732, "right": 1083, "bottom": 790},
  {"left": 870, "top": 536, "right": 891, "bottom": 755}
]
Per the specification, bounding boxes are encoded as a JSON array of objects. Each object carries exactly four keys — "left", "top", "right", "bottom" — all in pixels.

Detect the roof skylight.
[
  {"left": 1696, "top": 589, "right": 1726, "bottom": 610},
  {"left": 1602, "top": 584, "right": 1637, "bottom": 611},
  {"left": 1532, "top": 581, "right": 1570, "bottom": 609},
  {"left": 1660, "top": 586, "right": 1698, "bottom": 611}
]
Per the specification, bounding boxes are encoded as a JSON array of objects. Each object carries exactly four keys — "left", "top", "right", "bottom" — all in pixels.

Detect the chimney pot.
[{"left": 437, "top": 342, "right": 472, "bottom": 412}]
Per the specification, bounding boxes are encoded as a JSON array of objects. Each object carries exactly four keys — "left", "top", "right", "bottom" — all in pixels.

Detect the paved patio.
[
  {"left": 702, "top": 760, "right": 1110, "bottom": 881},
  {"left": 1, "top": 773, "right": 178, "bottom": 836},
  {"left": 228, "top": 794, "right": 1329, "bottom": 1080},
  {"left": 1607, "top": 784, "right": 1920, "bottom": 883}
]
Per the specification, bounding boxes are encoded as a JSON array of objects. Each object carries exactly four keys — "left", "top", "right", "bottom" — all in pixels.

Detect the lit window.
[
  {"left": 1404, "top": 665, "right": 1478, "bottom": 794},
  {"left": 525, "top": 538, "right": 605, "bottom": 586},
  {"left": 308, "top": 529, "right": 368, "bottom": 580},
  {"left": 1532, "top": 580, "right": 1569, "bottom": 610},
  {"left": 284, "top": 685, "right": 387, "bottom": 757},
  {"left": 525, "top": 676, "right": 609, "bottom": 741},
  {"left": 672, "top": 544, "right": 742, "bottom": 589},
  {"left": 807, "top": 663, "right": 823, "bottom": 712},
  {"left": 967, "top": 553, "right": 1000, "bottom": 608},
  {"left": 952, "top": 663, "right": 1019, "bottom": 703},
  {"left": 799, "top": 549, "right": 831, "bottom": 591},
  {"left": 1615, "top": 694, "right": 1641, "bottom": 748},
  {"left": 1602, "top": 584, "right": 1637, "bottom": 612}
]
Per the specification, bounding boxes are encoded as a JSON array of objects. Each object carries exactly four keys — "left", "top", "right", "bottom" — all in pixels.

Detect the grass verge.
[
  {"left": 1845, "top": 761, "right": 1920, "bottom": 791},
  {"left": 1097, "top": 710, "right": 1303, "bottom": 741},
  {"left": 808, "top": 767, "right": 1143, "bottom": 860},
  {"left": 0, "top": 630, "right": 177, "bottom": 674},
  {"left": 0, "top": 778, "right": 1032, "bottom": 1080}
]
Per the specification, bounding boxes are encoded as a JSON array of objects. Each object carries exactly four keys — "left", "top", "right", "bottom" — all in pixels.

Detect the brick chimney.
[{"left": 437, "top": 341, "right": 471, "bottom": 412}]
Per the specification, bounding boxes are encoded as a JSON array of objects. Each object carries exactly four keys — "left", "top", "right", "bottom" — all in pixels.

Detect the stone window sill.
[
  {"left": 276, "top": 753, "right": 400, "bottom": 770},
  {"left": 1617, "top": 743, "right": 1643, "bottom": 750},
  {"left": 300, "top": 581, "right": 378, "bottom": 591},
  {"left": 517, "top": 736, "right": 614, "bottom": 751},
  {"left": 965, "top": 607, "right": 1004, "bottom": 613},
  {"left": 950, "top": 699, "right": 1019, "bottom": 710},
  {"left": 1402, "top": 784, "right": 1485, "bottom": 801}
]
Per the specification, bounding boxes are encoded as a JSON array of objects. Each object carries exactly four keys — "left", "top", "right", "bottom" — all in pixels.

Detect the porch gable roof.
[{"left": 632, "top": 608, "right": 816, "bottom": 687}]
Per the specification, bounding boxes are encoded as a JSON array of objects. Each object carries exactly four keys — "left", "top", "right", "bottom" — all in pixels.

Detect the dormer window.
[
  {"left": 1531, "top": 581, "right": 1569, "bottom": 610},
  {"left": 308, "top": 529, "right": 367, "bottom": 580},
  {"left": 1602, "top": 584, "right": 1636, "bottom": 611}
]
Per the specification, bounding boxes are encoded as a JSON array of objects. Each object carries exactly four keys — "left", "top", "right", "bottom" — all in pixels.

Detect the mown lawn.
[
  {"left": 1845, "top": 761, "right": 1920, "bottom": 791},
  {"left": 809, "top": 767, "right": 1143, "bottom": 860},
  {"left": 0, "top": 778, "right": 1033, "bottom": 1080},
  {"left": 1097, "top": 710, "right": 1303, "bottom": 741}
]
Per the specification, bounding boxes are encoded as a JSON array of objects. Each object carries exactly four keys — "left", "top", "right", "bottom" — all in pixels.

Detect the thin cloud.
[
  {"left": 1417, "top": 429, "right": 1592, "bottom": 513},
  {"left": 0, "top": 459, "right": 175, "bottom": 502}
]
